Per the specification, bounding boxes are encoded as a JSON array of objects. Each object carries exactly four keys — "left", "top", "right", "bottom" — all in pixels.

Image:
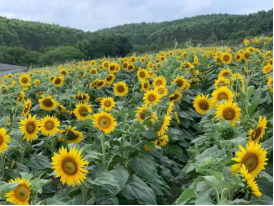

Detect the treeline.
[{"left": 96, "top": 10, "right": 273, "bottom": 53}]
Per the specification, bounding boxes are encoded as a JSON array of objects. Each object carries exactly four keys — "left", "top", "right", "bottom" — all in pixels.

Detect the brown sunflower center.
[
  {"left": 148, "top": 94, "right": 156, "bottom": 102},
  {"left": 217, "top": 92, "right": 229, "bottom": 101},
  {"left": 0, "top": 135, "right": 3, "bottom": 144},
  {"left": 158, "top": 88, "right": 164, "bottom": 94},
  {"left": 223, "top": 108, "right": 236, "bottom": 120},
  {"left": 244, "top": 53, "right": 249, "bottom": 58},
  {"left": 61, "top": 157, "right": 78, "bottom": 175},
  {"left": 23, "top": 107, "right": 30, "bottom": 113},
  {"left": 139, "top": 111, "right": 146, "bottom": 120},
  {"left": 66, "top": 130, "right": 79, "bottom": 140},
  {"left": 21, "top": 77, "right": 29, "bottom": 84},
  {"left": 110, "top": 65, "right": 115, "bottom": 71},
  {"left": 78, "top": 106, "right": 88, "bottom": 117},
  {"left": 128, "top": 65, "right": 134, "bottom": 70},
  {"left": 155, "top": 80, "right": 162, "bottom": 86},
  {"left": 139, "top": 72, "right": 146, "bottom": 78},
  {"left": 117, "top": 85, "right": 125, "bottom": 93},
  {"left": 55, "top": 78, "right": 61, "bottom": 84},
  {"left": 223, "top": 72, "right": 230, "bottom": 77},
  {"left": 199, "top": 100, "right": 209, "bottom": 110},
  {"left": 104, "top": 100, "right": 111, "bottom": 107},
  {"left": 144, "top": 83, "right": 149, "bottom": 89},
  {"left": 242, "top": 153, "right": 258, "bottom": 173},
  {"left": 123, "top": 63, "right": 128, "bottom": 68},
  {"left": 99, "top": 117, "right": 111, "bottom": 129},
  {"left": 251, "top": 127, "right": 262, "bottom": 140},
  {"left": 223, "top": 55, "right": 229, "bottom": 61},
  {"left": 15, "top": 184, "right": 29, "bottom": 202},
  {"left": 170, "top": 94, "right": 179, "bottom": 101},
  {"left": 26, "top": 121, "right": 36, "bottom": 134},
  {"left": 107, "top": 76, "right": 113, "bottom": 81},
  {"left": 42, "top": 99, "right": 53, "bottom": 107},
  {"left": 176, "top": 79, "right": 184, "bottom": 87},
  {"left": 45, "top": 121, "right": 54, "bottom": 130}
]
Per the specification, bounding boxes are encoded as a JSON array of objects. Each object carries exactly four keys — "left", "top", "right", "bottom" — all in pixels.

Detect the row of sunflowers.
[{"left": 0, "top": 36, "right": 273, "bottom": 205}]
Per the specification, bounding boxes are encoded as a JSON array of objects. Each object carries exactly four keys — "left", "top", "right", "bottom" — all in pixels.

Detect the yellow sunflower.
[
  {"left": 215, "top": 77, "right": 230, "bottom": 88},
  {"left": 95, "top": 79, "right": 106, "bottom": 89},
  {"left": 101, "top": 97, "right": 115, "bottom": 111},
  {"left": 113, "top": 81, "right": 128, "bottom": 97},
  {"left": 215, "top": 101, "right": 241, "bottom": 126},
  {"left": 5, "top": 177, "right": 31, "bottom": 205},
  {"left": 141, "top": 80, "right": 150, "bottom": 92},
  {"left": 136, "top": 104, "right": 158, "bottom": 124},
  {"left": 58, "top": 126, "right": 83, "bottom": 144},
  {"left": 39, "top": 96, "right": 58, "bottom": 111},
  {"left": 157, "top": 114, "right": 172, "bottom": 136},
  {"left": 51, "top": 147, "right": 88, "bottom": 186},
  {"left": 21, "top": 99, "right": 32, "bottom": 117},
  {"left": 231, "top": 141, "right": 267, "bottom": 178},
  {"left": 92, "top": 112, "right": 117, "bottom": 134},
  {"left": 19, "top": 114, "right": 40, "bottom": 142},
  {"left": 108, "top": 63, "right": 120, "bottom": 73},
  {"left": 193, "top": 94, "right": 213, "bottom": 115},
  {"left": 169, "top": 91, "right": 182, "bottom": 102},
  {"left": 267, "top": 77, "right": 273, "bottom": 92},
  {"left": 74, "top": 92, "right": 90, "bottom": 102},
  {"left": 0, "top": 127, "right": 10, "bottom": 153},
  {"left": 19, "top": 74, "right": 31, "bottom": 87},
  {"left": 74, "top": 102, "right": 93, "bottom": 121},
  {"left": 143, "top": 90, "right": 161, "bottom": 104},
  {"left": 240, "top": 165, "right": 262, "bottom": 197},
  {"left": 155, "top": 85, "right": 168, "bottom": 97},
  {"left": 173, "top": 76, "right": 189, "bottom": 90},
  {"left": 221, "top": 52, "right": 233, "bottom": 64},
  {"left": 137, "top": 69, "right": 149, "bottom": 81},
  {"left": 218, "top": 69, "right": 232, "bottom": 78},
  {"left": 211, "top": 86, "right": 234, "bottom": 103},
  {"left": 153, "top": 76, "right": 166, "bottom": 87},
  {"left": 263, "top": 64, "right": 273, "bottom": 74},
  {"left": 105, "top": 74, "right": 115, "bottom": 86},
  {"left": 53, "top": 75, "right": 64, "bottom": 87},
  {"left": 17, "top": 91, "right": 25, "bottom": 103},
  {"left": 247, "top": 116, "right": 267, "bottom": 143},
  {"left": 153, "top": 135, "right": 169, "bottom": 147},
  {"left": 40, "top": 115, "right": 60, "bottom": 136},
  {"left": 90, "top": 68, "right": 97, "bottom": 74}
]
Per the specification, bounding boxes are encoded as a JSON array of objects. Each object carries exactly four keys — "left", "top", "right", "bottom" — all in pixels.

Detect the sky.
[{"left": 0, "top": 0, "right": 272, "bottom": 32}]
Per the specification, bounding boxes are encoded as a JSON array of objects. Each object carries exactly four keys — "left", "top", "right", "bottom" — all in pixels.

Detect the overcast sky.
[{"left": 0, "top": 0, "right": 272, "bottom": 31}]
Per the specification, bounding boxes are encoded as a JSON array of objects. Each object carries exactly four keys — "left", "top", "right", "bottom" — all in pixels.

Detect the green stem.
[
  {"left": 1, "top": 153, "right": 5, "bottom": 180},
  {"left": 100, "top": 133, "right": 106, "bottom": 168}
]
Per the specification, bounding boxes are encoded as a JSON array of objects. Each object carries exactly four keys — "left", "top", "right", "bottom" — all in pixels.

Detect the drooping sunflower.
[
  {"left": 95, "top": 79, "right": 106, "bottom": 89},
  {"left": 40, "top": 115, "right": 60, "bottom": 136},
  {"left": 267, "top": 77, "right": 273, "bottom": 92},
  {"left": 211, "top": 86, "right": 234, "bottom": 103},
  {"left": 113, "top": 81, "right": 128, "bottom": 97},
  {"left": 262, "top": 64, "right": 273, "bottom": 74},
  {"left": 5, "top": 177, "right": 31, "bottom": 205},
  {"left": 169, "top": 91, "right": 182, "bottom": 102},
  {"left": 92, "top": 112, "right": 117, "bottom": 134},
  {"left": 0, "top": 127, "right": 10, "bottom": 153},
  {"left": 17, "top": 91, "right": 25, "bottom": 103},
  {"left": 143, "top": 89, "right": 161, "bottom": 104},
  {"left": 153, "top": 135, "right": 169, "bottom": 147},
  {"left": 90, "top": 68, "right": 97, "bottom": 74},
  {"left": 53, "top": 75, "right": 64, "bottom": 87},
  {"left": 157, "top": 114, "right": 172, "bottom": 136},
  {"left": 215, "top": 101, "right": 241, "bottom": 126},
  {"left": 240, "top": 165, "right": 262, "bottom": 197},
  {"left": 137, "top": 69, "right": 149, "bottom": 81},
  {"left": 74, "top": 92, "right": 90, "bottom": 102},
  {"left": 141, "top": 80, "right": 150, "bottom": 92},
  {"left": 74, "top": 102, "right": 93, "bottom": 121},
  {"left": 218, "top": 69, "right": 232, "bottom": 78},
  {"left": 153, "top": 76, "right": 166, "bottom": 87},
  {"left": 19, "top": 74, "right": 31, "bottom": 87},
  {"left": 101, "top": 97, "right": 115, "bottom": 111},
  {"left": 51, "top": 147, "right": 89, "bottom": 186},
  {"left": 108, "top": 63, "right": 120, "bottom": 73},
  {"left": 127, "top": 64, "right": 135, "bottom": 72},
  {"left": 105, "top": 74, "right": 115, "bottom": 86},
  {"left": 155, "top": 85, "right": 168, "bottom": 97},
  {"left": 39, "top": 96, "right": 58, "bottom": 111},
  {"left": 173, "top": 76, "right": 189, "bottom": 90},
  {"left": 221, "top": 52, "right": 233, "bottom": 64},
  {"left": 247, "top": 116, "right": 267, "bottom": 143},
  {"left": 21, "top": 99, "right": 32, "bottom": 117},
  {"left": 19, "top": 114, "right": 40, "bottom": 142},
  {"left": 215, "top": 77, "right": 230, "bottom": 88},
  {"left": 231, "top": 142, "right": 267, "bottom": 178},
  {"left": 58, "top": 126, "right": 83, "bottom": 144},
  {"left": 193, "top": 94, "right": 213, "bottom": 115},
  {"left": 136, "top": 104, "right": 158, "bottom": 124}
]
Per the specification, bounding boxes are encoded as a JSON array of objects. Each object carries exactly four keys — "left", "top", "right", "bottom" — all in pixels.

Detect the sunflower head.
[
  {"left": 136, "top": 104, "right": 158, "bottom": 124},
  {"left": 19, "top": 74, "right": 31, "bottom": 87},
  {"left": 40, "top": 115, "right": 60, "bottom": 136},
  {"left": 74, "top": 102, "right": 93, "bottom": 121},
  {"left": 263, "top": 64, "right": 273, "bottom": 74},
  {"left": 173, "top": 76, "right": 189, "bottom": 90},
  {"left": 215, "top": 101, "right": 241, "bottom": 126},
  {"left": 221, "top": 52, "right": 232, "bottom": 64},
  {"left": 22, "top": 99, "right": 32, "bottom": 117},
  {"left": 267, "top": 77, "right": 273, "bottom": 92},
  {"left": 105, "top": 74, "right": 115, "bottom": 86},
  {"left": 137, "top": 69, "right": 149, "bottom": 81},
  {"left": 169, "top": 91, "right": 182, "bottom": 102},
  {"left": 101, "top": 97, "right": 115, "bottom": 111},
  {"left": 39, "top": 96, "right": 58, "bottom": 111},
  {"left": 93, "top": 112, "right": 117, "bottom": 134},
  {"left": 211, "top": 86, "right": 234, "bottom": 103},
  {"left": 141, "top": 80, "right": 150, "bottom": 92},
  {"left": 143, "top": 89, "right": 161, "bottom": 104},
  {"left": 193, "top": 94, "right": 213, "bottom": 115},
  {"left": 59, "top": 126, "right": 83, "bottom": 144},
  {"left": 53, "top": 75, "right": 64, "bottom": 87},
  {"left": 0, "top": 127, "right": 10, "bottom": 153},
  {"left": 153, "top": 135, "right": 169, "bottom": 147},
  {"left": 155, "top": 85, "right": 168, "bottom": 97},
  {"left": 153, "top": 76, "right": 166, "bottom": 87},
  {"left": 19, "top": 114, "right": 40, "bottom": 142},
  {"left": 248, "top": 116, "right": 267, "bottom": 143},
  {"left": 74, "top": 92, "right": 90, "bottom": 102},
  {"left": 113, "top": 81, "right": 128, "bottom": 97}
]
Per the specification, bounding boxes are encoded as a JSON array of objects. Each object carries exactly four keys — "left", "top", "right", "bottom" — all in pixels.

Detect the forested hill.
[{"left": 95, "top": 10, "right": 273, "bottom": 52}]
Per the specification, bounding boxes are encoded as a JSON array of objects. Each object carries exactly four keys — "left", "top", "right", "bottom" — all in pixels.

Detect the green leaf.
[
  {"left": 195, "top": 195, "right": 213, "bottom": 205},
  {"left": 32, "top": 178, "right": 51, "bottom": 194},
  {"left": 141, "top": 130, "right": 157, "bottom": 140},
  {"left": 0, "top": 182, "right": 20, "bottom": 197},
  {"left": 174, "top": 188, "right": 197, "bottom": 205},
  {"left": 20, "top": 172, "right": 33, "bottom": 180},
  {"left": 248, "top": 87, "right": 261, "bottom": 117},
  {"left": 27, "top": 155, "right": 52, "bottom": 170}
]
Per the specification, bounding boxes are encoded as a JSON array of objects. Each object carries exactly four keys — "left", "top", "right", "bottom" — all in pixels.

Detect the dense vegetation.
[{"left": 0, "top": 9, "right": 272, "bottom": 66}]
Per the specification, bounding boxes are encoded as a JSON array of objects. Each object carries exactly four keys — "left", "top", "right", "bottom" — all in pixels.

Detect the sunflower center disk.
[
  {"left": 62, "top": 158, "right": 78, "bottom": 175},
  {"left": 79, "top": 106, "right": 88, "bottom": 117},
  {"left": 223, "top": 108, "right": 235, "bottom": 120},
  {"left": 22, "top": 78, "right": 28, "bottom": 84},
  {"left": 252, "top": 127, "right": 262, "bottom": 140},
  {"left": 218, "top": 92, "right": 228, "bottom": 101},
  {"left": 223, "top": 56, "right": 229, "bottom": 61},
  {"left": 199, "top": 100, "right": 209, "bottom": 110},
  {"left": 99, "top": 117, "right": 110, "bottom": 128},
  {"left": 26, "top": 122, "right": 36, "bottom": 133},
  {"left": 139, "top": 72, "right": 145, "bottom": 78},
  {"left": 243, "top": 154, "right": 259, "bottom": 172},
  {"left": 158, "top": 89, "right": 164, "bottom": 94},
  {"left": 117, "top": 85, "right": 125, "bottom": 92},
  {"left": 176, "top": 80, "right": 184, "bottom": 87},
  {"left": 148, "top": 94, "right": 156, "bottom": 102},
  {"left": 66, "top": 131, "right": 78, "bottom": 140},
  {"left": 43, "top": 99, "right": 53, "bottom": 107},
  {"left": 55, "top": 78, "right": 61, "bottom": 84},
  {"left": 15, "top": 184, "right": 29, "bottom": 202},
  {"left": 104, "top": 101, "right": 111, "bottom": 107},
  {"left": 45, "top": 121, "right": 54, "bottom": 130}
]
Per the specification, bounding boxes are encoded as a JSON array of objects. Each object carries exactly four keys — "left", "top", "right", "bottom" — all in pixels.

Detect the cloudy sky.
[{"left": 0, "top": 0, "right": 272, "bottom": 31}]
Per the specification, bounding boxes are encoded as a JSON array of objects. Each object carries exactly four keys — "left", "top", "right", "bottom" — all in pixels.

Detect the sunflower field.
[{"left": 0, "top": 36, "right": 273, "bottom": 205}]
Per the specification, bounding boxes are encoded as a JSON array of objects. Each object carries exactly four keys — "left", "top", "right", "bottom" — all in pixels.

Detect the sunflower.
[
  {"left": 19, "top": 74, "right": 31, "bottom": 87},
  {"left": 19, "top": 114, "right": 40, "bottom": 142},
  {"left": 127, "top": 64, "right": 135, "bottom": 72},
  {"left": 105, "top": 74, "right": 115, "bottom": 86},
  {"left": 34, "top": 79, "right": 40, "bottom": 86},
  {"left": 143, "top": 90, "right": 160, "bottom": 104},
  {"left": 218, "top": 69, "right": 232, "bottom": 78},
  {"left": 157, "top": 114, "right": 172, "bottom": 136},
  {"left": 235, "top": 53, "right": 243, "bottom": 62},
  {"left": 108, "top": 63, "right": 120, "bottom": 73},
  {"left": 221, "top": 52, "right": 232, "bottom": 64},
  {"left": 267, "top": 77, "right": 273, "bottom": 92},
  {"left": 247, "top": 116, "right": 267, "bottom": 143},
  {"left": 155, "top": 85, "right": 168, "bottom": 97},
  {"left": 193, "top": 94, "right": 213, "bottom": 115},
  {"left": 5, "top": 177, "right": 31, "bottom": 205},
  {"left": 211, "top": 86, "right": 234, "bottom": 103},
  {"left": 215, "top": 77, "right": 230, "bottom": 88},
  {"left": 231, "top": 142, "right": 267, "bottom": 178},
  {"left": 96, "top": 79, "right": 106, "bottom": 89},
  {"left": 113, "top": 81, "right": 128, "bottom": 97},
  {"left": 53, "top": 75, "right": 64, "bottom": 87},
  {"left": 215, "top": 101, "right": 241, "bottom": 126},
  {"left": 137, "top": 69, "right": 149, "bottom": 81},
  {"left": 122, "top": 61, "right": 129, "bottom": 70},
  {"left": 262, "top": 64, "right": 273, "bottom": 74},
  {"left": 59, "top": 126, "right": 83, "bottom": 144},
  {"left": 141, "top": 80, "right": 150, "bottom": 92},
  {"left": 0, "top": 127, "right": 10, "bottom": 153},
  {"left": 136, "top": 104, "right": 158, "bottom": 124},
  {"left": 39, "top": 96, "right": 58, "bottom": 111},
  {"left": 240, "top": 165, "right": 262, "bottom": 197},
  {"left": 40, "top": 115, "right": 60, "bottom": 136},
  {"left": 51, "top": 147, "right": 88, "bottom": 186},
  {"left": 180, "top": 62, "right": 194, "bottom": 70},
  {"left": 60, "top": 68, "right": 69, "bottom": 76},
  {"left": 74, "top": 102, "right": 93, "bottom": 121},
  {"left": 93, "top": 112, "right": 117, "bottom": 134},
  {"left": 173, "top": 76, "right": 189, "bottom": 90},
  {"left": 153, "top": 76, "right": 166, "bottom": 87},
  {"left": 90, "top": 68, "right": 97, "bottom": 74},
  {"left": 74, "top": 92, "right": 90, "bottom": 102},
  {"left": 169, "top": 91, "right": 182, "bottom": 102},
  {"left": 17, "top": 91, "right": 25, "bottom": 103},
  {"left": 153, "top": 135, "right": 169, "bottom": 147},
  {"left": 21, "top": 99, "right": 32, "bottom": 117},
  {"left": 101, "top": 97, "right": 115, "bottom": 111}
]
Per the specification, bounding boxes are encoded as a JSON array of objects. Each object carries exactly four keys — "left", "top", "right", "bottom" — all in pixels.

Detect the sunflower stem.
[
  {"left": 101, "top": 133, "right": 106, "bottom": 168},
  {"left": 1, "top": 153, "right": 5, "bottom": 180}
]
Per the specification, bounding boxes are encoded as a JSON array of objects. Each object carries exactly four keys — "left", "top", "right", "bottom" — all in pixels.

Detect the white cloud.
[{"left": 0, "top": 12, "right": 16, "bottom": 19}]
